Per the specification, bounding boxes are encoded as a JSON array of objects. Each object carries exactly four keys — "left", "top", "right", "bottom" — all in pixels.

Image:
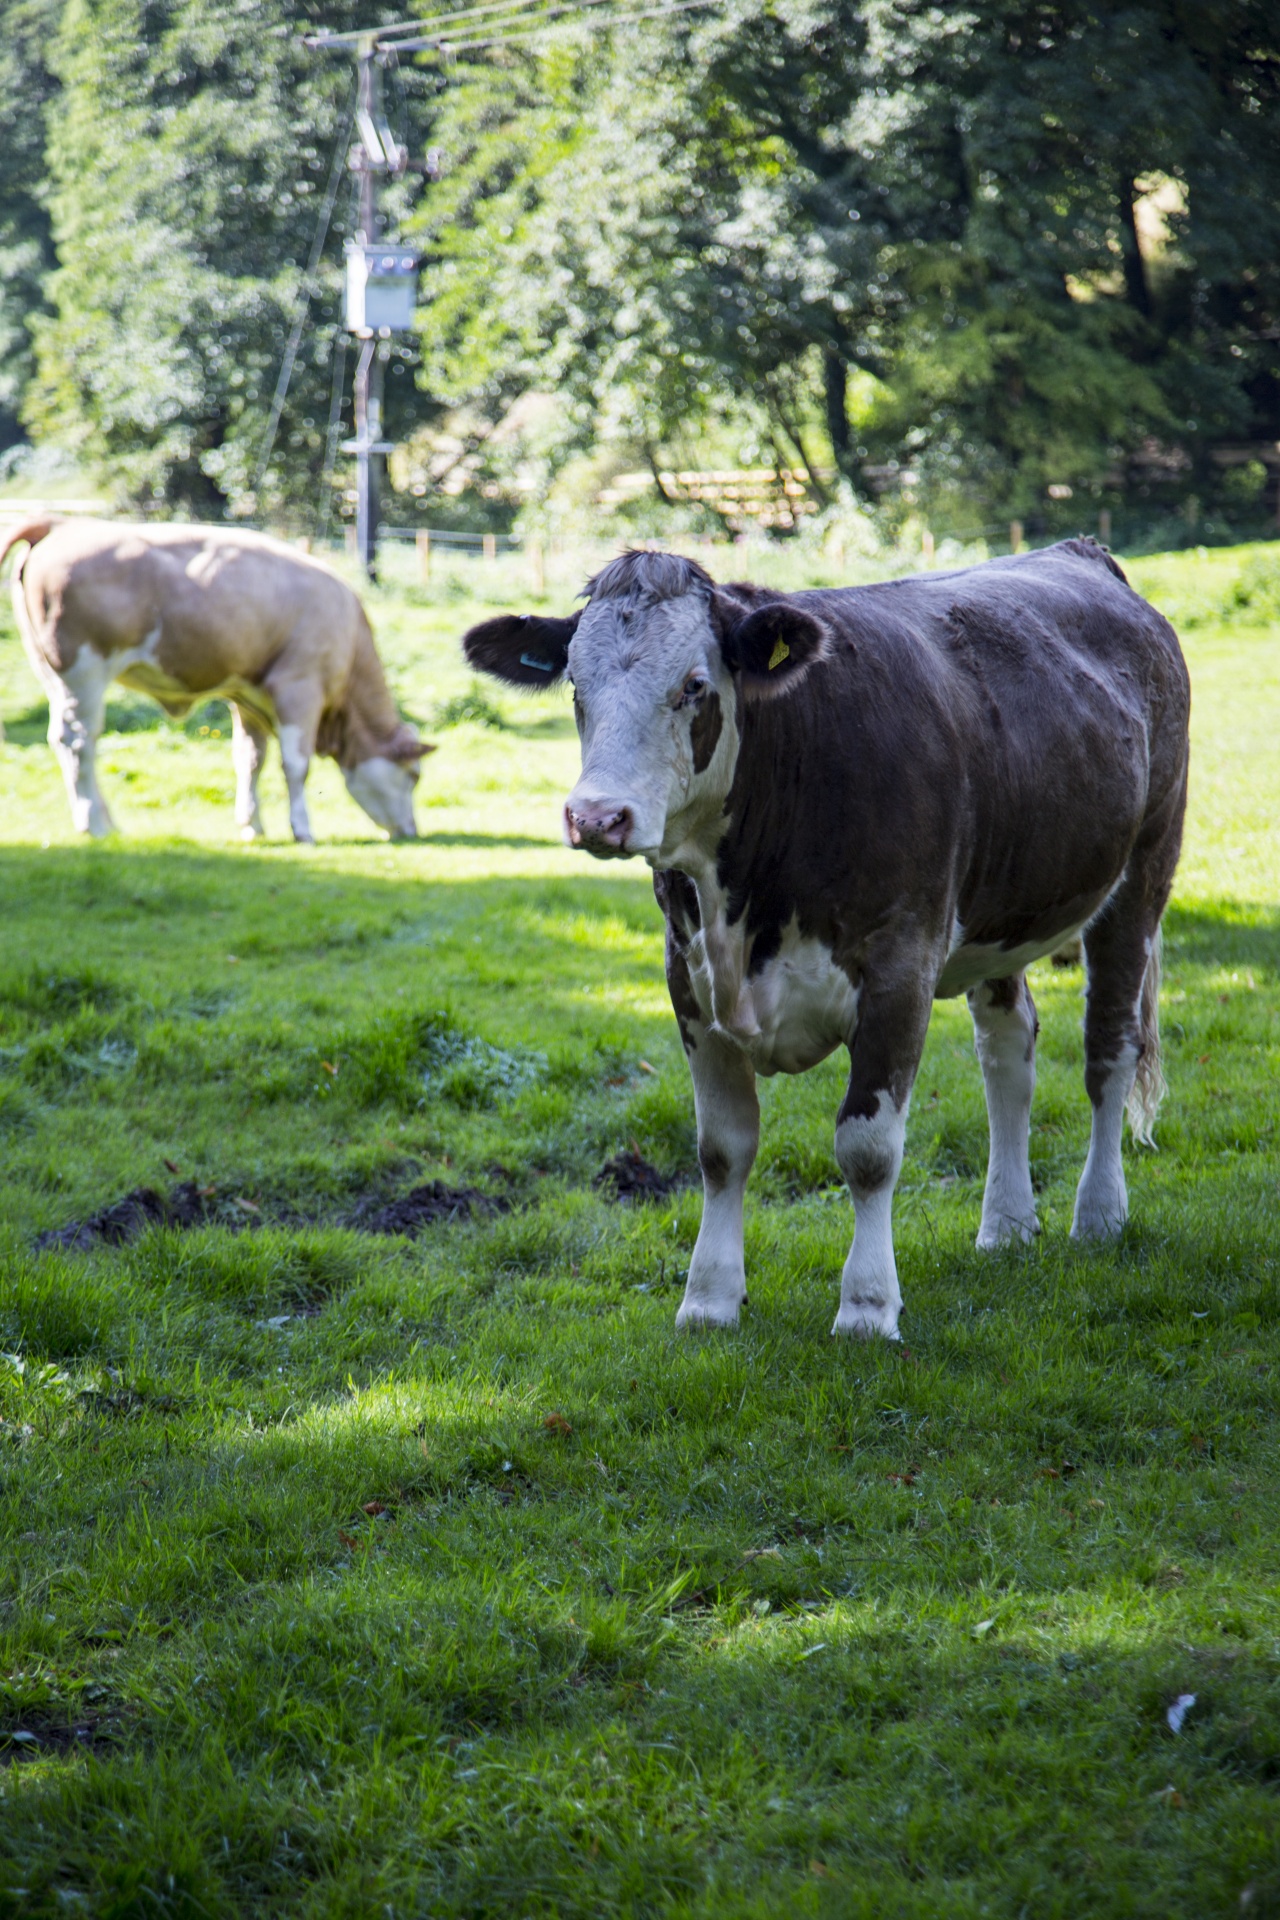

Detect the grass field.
[{"left": 0, "top": 537, "right": 1278, "bottom": 1918}]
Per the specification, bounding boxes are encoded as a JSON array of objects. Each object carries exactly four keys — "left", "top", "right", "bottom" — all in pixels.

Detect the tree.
[
  {"left": 414, "top": 0, "right": 1280, "bottom": 529},
  {"left": 26, "top": 0, "right": 440, "bottom": 519},
  {"left": 0, "top": 0, "right": 61, "bottom": 455}
]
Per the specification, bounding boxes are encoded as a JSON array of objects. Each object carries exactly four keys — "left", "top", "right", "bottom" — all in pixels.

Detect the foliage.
[
  {"left": 20, "top": 0, "right": 442, "bottom": 518},
  {"left": 0, "top": 546, "right": 1278, "bottom": 1908},
  {"left": 5, "top": 0, "right": 1280, "bottom": 530},
  {"left": 415, "top": 0, "right": 1280, "bottom": 528},
  {"left": 0, "top": 0, "right": 60, "bottom": 452}
]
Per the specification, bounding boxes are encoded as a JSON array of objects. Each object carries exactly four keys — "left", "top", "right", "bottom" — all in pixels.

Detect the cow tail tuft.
[{"left": 1126, "top": 925, "right": 1165, "bottom": 1148}]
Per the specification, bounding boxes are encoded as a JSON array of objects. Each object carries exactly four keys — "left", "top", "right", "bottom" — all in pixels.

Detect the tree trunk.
[
  {"left": 824, "top": 351, "right": 853, "bottom": 478},
  {"left": 1119, "top": 177, "right": 1151, "bottom": 318}
]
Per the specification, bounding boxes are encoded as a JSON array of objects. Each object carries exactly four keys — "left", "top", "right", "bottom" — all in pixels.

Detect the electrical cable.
[
  {"left": 307, "top": 0, "right": 714, "bottom": 51},
  {"left": 440, "top": 0, "right": 718, "bottom": 48},
  {"left": 254, "top": 83, "right": 357, "bottom": 493}
]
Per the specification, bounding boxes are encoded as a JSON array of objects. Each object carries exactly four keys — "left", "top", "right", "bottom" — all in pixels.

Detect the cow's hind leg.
[
  {"left": 1073, "top": 892, "right": 1165, "bottom": 1241},
  {"left": 675, "top": 1027, "right": 759, "bottom": 1330},
  {"left": 231, "top": 704, "right": 270, "bottom": 841},
  {"left": 48, "top": 652, "right": 114, "bottom": 837},
  {"left": 969, "top": 972, "right": 1040, "bottom": 1249},
  {"left": 833, "top": 982, "right": 932, "bottom": 1340}
]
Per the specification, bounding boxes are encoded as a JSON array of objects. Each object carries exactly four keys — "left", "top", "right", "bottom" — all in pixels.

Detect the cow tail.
[
  {"left": 0, "top": 516, "right": 58, "bottom": 576},
  {"left": 2, "top": 520, "right": 61, "bottom": 745},
  {"left": 1126, "top": 925, "right": 1165, "bottom": 1148}
]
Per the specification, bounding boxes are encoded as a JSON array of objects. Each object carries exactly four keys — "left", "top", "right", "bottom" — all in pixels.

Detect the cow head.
[
  {"left": 342, "top": 721, "right": 434, "bottom": 840},
  {"left": 462, "top": 551, "right": 830, "bottom": 866}
]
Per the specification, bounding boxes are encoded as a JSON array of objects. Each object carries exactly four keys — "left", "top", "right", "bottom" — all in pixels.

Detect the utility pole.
[
  {"left": 305, "top": 1, "right": 717, "bottom": 577},
  {"left": 342, "top": 38, "right": 407, "bottom": 581}
]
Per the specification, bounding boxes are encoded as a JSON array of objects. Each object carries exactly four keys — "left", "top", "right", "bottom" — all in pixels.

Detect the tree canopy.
[{"left": 4, "top": 0, "right": 1280, "bottom": 536}]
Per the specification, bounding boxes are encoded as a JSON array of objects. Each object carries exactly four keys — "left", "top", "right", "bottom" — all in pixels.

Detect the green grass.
[{"left": 0, "top": 540, "right": 1278, "bottom": 1917}]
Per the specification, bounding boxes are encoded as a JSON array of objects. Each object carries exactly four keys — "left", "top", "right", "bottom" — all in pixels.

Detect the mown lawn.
[{"left": 0, "top": 540, "right": 1278, "bottom": 1918}]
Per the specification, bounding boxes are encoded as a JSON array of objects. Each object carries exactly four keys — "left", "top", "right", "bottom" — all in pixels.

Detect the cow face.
[
  {"left": 344, "top": 726, "right": 432, "bottom": 840},
  {"left": 462, "top": 552, "right": 830, "bottom": 867}
]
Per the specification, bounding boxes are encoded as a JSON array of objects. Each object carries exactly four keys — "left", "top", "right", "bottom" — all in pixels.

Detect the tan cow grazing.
[{"left": 1, "top": 516, "right": 432, "bottom": 842}]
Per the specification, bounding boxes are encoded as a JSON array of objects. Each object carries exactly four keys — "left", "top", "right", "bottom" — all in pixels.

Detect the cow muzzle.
[{"left": 565, "top": 801, "right": 635, "bottom": 858}]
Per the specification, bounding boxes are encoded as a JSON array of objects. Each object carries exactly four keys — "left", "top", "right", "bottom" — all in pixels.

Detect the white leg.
[
  {"left": 969, "top": 974, "right": 1040, "bottom": 1249},
  {"left": 675, "top": 1031, "right": 759, "bottom": 1330},
  {"left": 278, "top": 721, "right": 315, "bottom": 844},
  {"left": 833, "top": 1095, "right": 907, "bottom": 1339},
  {"left": 47, "top": 652, "right": 114, "bottom": 837},
  {"left": 1072, "top": 1043, "right": 1138, "bottom": 1239},
  {"left": 231, "top": 705, "right": 270, "bottom": 841}
]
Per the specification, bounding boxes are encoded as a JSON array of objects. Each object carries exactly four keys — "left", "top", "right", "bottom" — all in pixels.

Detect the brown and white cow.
[
  {"left": 464, "top": 543, "right": 1190, "bottom": 1339},
  {"left": 2, "top": 517, "right": 431, "bottom": 842}
]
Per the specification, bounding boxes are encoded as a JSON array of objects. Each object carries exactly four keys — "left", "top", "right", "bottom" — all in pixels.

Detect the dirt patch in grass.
[
  {"left": 352, "top": 1181, "right": 510, "bottom": 1236},
  {"left": 593, "top": 1149, "right": 685, "bottom": 1204},
  {"left": 35, "top": 1176, "right": 512, "bottom": 1250},
  {"left": 34, "top": 1181, "right": 211, "bottom": 1251},
  {"left": 0, "top": 1716, "right": 113, "bottom": 1764}
]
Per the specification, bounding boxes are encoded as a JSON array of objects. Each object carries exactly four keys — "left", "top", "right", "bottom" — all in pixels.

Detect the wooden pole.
[
  {"left": 1098, "top": 508, "right": 1112, "bottom": 547},
  {"left": 529, "top": 538, "right": 545, "bottom": 596},
  {"left": 482, "top": 532, "right": 497, "bottom": 562},
  {"left": 921, "top": 528, "right": 934, "bottom": 567},
  {"left": 1009, "top": 519, "right": 1024, "bottom": 555},
  {"left": 416, "top": 529, "right": 431, "bottom": 584}
]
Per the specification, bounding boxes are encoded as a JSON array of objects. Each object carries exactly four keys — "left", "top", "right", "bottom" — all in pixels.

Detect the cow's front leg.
[
  {"left": 832, "top": 984, "right": 932, "bottom": 1340},
  {"left": 230, "top": 704, "right": 270, "bottom": 841},
  {"left": 969, "top": 972, "right": 1040, "bottom": 1249},
  {"left": 675, "top": 1026, "right": 759, "bottom": 1331}
]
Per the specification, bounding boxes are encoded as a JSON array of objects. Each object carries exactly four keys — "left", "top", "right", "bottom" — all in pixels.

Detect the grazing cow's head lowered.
[{"left": 462, "top": 551, "right": 830, "bottom": 864}]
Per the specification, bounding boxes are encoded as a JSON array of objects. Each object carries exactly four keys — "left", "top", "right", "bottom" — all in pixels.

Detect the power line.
[
  {"left": 306, "top": 0, "right": 718, "bottom": 54},
  {"left": 438, "top": 0, "right": 719, "bottom": 49},
  {"left": 254, "top": 86, "right": 356, "bottom": 493}
]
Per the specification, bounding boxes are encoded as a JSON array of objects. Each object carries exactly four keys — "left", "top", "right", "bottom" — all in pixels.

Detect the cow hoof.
[
  {"left": 976, "top": 1214, "right": 1040, "bottom": 1251},
  {"left": 1070, "top": 1208, "right": 1126, "bottom": 1243},
  {"left": 832, "top": 1302, "right": 901, "bottom": 1341},
  {"left": 675, "top": 1294, "right": 743, "bottom": 1331}
]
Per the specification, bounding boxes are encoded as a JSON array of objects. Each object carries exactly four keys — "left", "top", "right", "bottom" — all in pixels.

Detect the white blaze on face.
[
  {"left": 344, "top": 755, "right": 419, "bottom": 838},
  {"left": 564, "top": 589, "right": 735, "bottom": 863}
]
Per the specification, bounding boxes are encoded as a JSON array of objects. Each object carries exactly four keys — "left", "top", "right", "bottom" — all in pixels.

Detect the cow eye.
[{"left": 677, "top": 674, "right": 707, "bottom": 707}]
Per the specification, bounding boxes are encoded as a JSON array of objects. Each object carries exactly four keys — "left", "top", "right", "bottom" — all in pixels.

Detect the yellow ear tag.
[{"left": 768, "top": 636, "right": 791, "bottom": 672}]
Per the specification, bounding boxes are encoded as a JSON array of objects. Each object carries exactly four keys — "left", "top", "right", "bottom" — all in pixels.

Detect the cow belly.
[
  {"left": 936, "top": 922, "right": 1088, "bottom": 997},
  {"left": 688, "top": 926, "right": 859, "bottom": 1076},
  {"left": 117, "top": 660, "right": 278, "bottom": 728}
]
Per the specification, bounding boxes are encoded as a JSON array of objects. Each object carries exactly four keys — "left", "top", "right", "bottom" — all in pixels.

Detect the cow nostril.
[{"left": 566, "top": 803, "right": 633, "bottom": 852}]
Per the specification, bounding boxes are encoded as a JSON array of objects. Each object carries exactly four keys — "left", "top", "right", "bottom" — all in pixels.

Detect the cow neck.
[
  {"left": 338, "top": 615, "right": 402, "bottom": 766},
  {"left": 661, "top": 702, "right": 759, "bottom": 1044}
]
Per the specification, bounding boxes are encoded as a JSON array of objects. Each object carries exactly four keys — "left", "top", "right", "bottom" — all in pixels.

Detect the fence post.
[
  {"left": 529, "top": 538, "right": 545, "bottom": 596},
  {"left": 344, "top": 524, "right": 357, "bottom": 560},
  {"left": 1097, "top": 509, "right": 1112, "bottom": 548},
  {"left": 482, "top": 532, "right": 497, "bottom": 562},
  {"left": 416, "top": 529, "right": 431, "bottom": 585},
  {"left": 1009, "top": 519, "right": 1024, "bottom": 555},
  {"left": 921, "top": 527, "right": 935, "bottom": 567}
]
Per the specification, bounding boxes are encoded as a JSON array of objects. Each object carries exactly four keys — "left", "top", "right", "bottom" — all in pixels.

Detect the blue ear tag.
[{"left": 520, "top": 653, "right": 555, "bottom": 672}]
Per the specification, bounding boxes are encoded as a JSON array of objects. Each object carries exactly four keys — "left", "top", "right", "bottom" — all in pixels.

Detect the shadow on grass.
[
  {"left": 1164, "top": 901, "right": 1280, "bottom": 980},
  {"left": 4, "top": 696, "right": 232, "bottom": 746},
  {"left": 417, "top": 831, "right": 562, "bottom": 850}
]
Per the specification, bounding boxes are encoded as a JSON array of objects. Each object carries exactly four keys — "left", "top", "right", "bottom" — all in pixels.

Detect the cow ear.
[
  {"left": 462, "top": 611, "right": 579, "bottom": 688},
  {"left": 717, "top": 598, "right": 831, "bottom": 694}
]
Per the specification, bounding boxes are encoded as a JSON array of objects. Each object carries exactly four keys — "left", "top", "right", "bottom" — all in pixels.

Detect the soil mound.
[
  {"left": 35, "top": 1181, "right": 209, "bottom": 1252},
  {"left": 593, "top": 1150, "right": 682, "bottom": 1204},
  {"left": 353, "top": 1181, "right": 508, "bottom": 1236}
]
